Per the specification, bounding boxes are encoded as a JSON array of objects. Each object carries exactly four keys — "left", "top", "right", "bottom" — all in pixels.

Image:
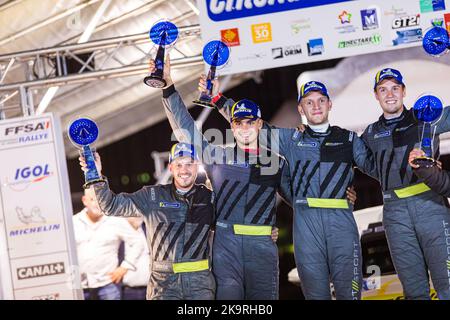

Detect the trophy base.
[
  {"left": 83, "top": 178, "right": 107, "bottom": 189},
  {"left": 193, "top": 99, "right": 216, "bottom": 109},
  {"left": 144, "top": 76, "right": 166, "bottom": 88},
  {"left": 412, "top": 156, "right": 437, "bottom": 168}
]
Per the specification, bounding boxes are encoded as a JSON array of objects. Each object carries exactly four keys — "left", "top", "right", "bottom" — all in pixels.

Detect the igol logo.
[
  {"left": 3, "top": 164, "right": 53, "bottom": 191},
  {"left": 206, "top": 0, "right": 351, "bottom": 22}
]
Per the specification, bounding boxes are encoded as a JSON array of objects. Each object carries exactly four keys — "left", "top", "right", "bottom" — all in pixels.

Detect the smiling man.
[
  {"left": 152, "top": 57, "right": 292, "bottom": 300},
  {"left": 209, "top": 78, "right": 375, "bottom": 300},
  {"left": 361, "top": 68, "right": 450, "bottom": 300},
  {"left": 79, "top": 142, "right": 216, "bottom": 300}
]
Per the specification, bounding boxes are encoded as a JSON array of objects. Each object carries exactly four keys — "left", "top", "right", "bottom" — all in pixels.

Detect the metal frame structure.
[{"left": 0, "top": 24, "right": 202, "bottom": 118}]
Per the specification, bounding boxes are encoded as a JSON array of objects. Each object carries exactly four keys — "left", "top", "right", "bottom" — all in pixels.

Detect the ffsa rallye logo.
[
  {"left": 2, "top": 120, "right": 51, "bottom": 144},
  {"left": 3, "top": 164, "right": 53, "bottom": 191},
  {"left": 206, "top": 0, "right": 352, "bottom": 21}
]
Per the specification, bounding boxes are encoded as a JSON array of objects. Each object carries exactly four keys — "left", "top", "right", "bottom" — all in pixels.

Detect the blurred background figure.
[
  {"left": 121, "top": 217, "right": 150, "bottom": 300},
  {"left": 72, "top": 188, "right": 145, "bottom": 300}
]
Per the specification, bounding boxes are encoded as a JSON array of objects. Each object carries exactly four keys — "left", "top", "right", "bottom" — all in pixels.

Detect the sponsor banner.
[
  {"left": 205, "top": 0, "right": 353, "bottom": 21},
  {"left": 1, "top": 143, "right": 68, "bottom": 259},
  {"left": 196, "top": 0, "right": 450, "bottom": 75},
  {"left": 0, "top": 113, "right": 81, "bottom": 299}
]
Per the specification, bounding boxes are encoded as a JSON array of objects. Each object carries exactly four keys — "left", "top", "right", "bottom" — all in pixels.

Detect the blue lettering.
[
  {"left": 207, "top": 0, "right": 352, "bottom": 21},
  {"left": 15, "top": 164, "right": 51, "bottom": 181}
]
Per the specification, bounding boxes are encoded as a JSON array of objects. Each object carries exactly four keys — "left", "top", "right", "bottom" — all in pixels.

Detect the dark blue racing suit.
[
  {"left": 362, "top": 107, "right": 450, "bottom": 300},
  {"left": 162, "top": 85, "right": 292, "bottom": 300},
  {"left": 215, "top": 96, "right": 376, "bottom": 300},
  {"left": 93, "top": 181, "right": 216, "bottom": 300}
]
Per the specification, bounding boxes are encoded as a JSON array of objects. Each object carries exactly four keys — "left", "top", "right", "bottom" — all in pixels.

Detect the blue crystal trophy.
[
  {"left": 423, "top": 23, "right": 450, "bottom": 57},
  {"left": 144, "top": 21, "right": 178, "bottom": 88},
  {"left": 68, "top": 118, "right": 105, "bottom": 188},
  {"left": 412, "top": 94, "right": 444, "bottom": 167},
  {"left": 193, "top": 40, "right": 230, "bottom": 108}
]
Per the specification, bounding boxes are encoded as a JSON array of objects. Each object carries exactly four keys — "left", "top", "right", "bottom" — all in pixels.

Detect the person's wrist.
[{"left": 165, "top": 78, "right": 173, "bottom": 88}]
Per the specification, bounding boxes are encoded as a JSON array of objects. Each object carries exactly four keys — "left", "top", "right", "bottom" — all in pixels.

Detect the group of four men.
[{"left": 79, "top": 58, "right": 450, "bottom": 300}]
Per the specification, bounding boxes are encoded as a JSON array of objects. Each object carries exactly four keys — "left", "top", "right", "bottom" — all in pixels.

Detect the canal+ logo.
[
  {"left": 3, "top": 164, "right": 53, "bottom": 191},
  {"left": 206, "top": 0, "right": 348, "bottom": 22}
]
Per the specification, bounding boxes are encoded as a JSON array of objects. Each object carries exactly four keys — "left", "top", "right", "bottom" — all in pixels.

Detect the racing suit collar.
[
  {"left": 380, "top": 106, "right": 408, "bottom": 126},
  {"left": 170, "top": 182, "right": 196, "bottom": 202},
  {"left": 305, "top": 124, "right": 331, "bottom": 138}
]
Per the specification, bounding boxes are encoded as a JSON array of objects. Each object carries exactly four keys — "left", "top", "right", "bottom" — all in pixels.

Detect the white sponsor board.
[
  {"left": 0, "top": 113, "right": 82, "bottom": 300},
  {"left": 197, "top": 0, "right": 450, "bottom": 74}
]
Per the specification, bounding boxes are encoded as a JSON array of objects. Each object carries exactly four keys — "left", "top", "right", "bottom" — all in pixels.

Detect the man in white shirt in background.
[
  {"left": 121, "top": 217, "right": 150, "bottom": 300},
  {"left": 73, "top": 188, "right": 145, "bottom": 300}
]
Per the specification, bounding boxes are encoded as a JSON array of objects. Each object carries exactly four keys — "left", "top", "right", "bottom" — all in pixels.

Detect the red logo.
[
  {"left": 221, "top": 28, "right": 240, "bottom": 46},
  {"left": 445, "top": 13, "right": 450, "bottom": 33}
]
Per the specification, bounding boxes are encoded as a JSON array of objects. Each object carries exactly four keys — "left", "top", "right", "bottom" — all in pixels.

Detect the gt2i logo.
[
  {"left": 392, "top": 14, "right": 420, "bottom": 29},
  {"left": 3, "top": 164, "right": 53, "bottom": 191}
]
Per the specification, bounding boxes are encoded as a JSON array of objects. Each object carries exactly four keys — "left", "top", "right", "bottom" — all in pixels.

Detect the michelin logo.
[{"left": 206, "top": 0, "right": 351, "bottom": 21}]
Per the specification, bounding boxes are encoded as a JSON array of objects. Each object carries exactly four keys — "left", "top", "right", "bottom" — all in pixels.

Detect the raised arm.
[
  {"left": 149, "top": 58, "right": 218, "bottom": 164},
  {"left": 80, "top": 153, "right": 156, "bottom": 217}
]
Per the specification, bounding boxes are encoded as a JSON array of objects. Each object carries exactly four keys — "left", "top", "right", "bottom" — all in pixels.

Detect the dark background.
[{"left": 66, "top": 59, "right": 450, "bottom": 299}]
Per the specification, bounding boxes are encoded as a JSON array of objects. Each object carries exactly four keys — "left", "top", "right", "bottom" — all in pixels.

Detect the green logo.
[{"left": 338, "top": 34, "right": 382, "bottom": 48}]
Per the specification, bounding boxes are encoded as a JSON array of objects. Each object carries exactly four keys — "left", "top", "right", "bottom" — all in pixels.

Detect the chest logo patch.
[
  {"left": 297, "top": 141, "right": 319, "bottom": 148},
  {"left": 159, "top": 202, "right": 181, "bottom": 208},
  {"left": 374, "top": 131, "right": 391, "bottom": 139},
  {"left": 227, "top": 161, "right": 250, "bottom": 168}
]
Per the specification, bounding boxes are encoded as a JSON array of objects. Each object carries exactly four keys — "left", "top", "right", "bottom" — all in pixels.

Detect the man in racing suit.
[
  {"left": 207, "top": 77, "right": 376, "bottom": 300},
  {"left": 150, "top": 58, "right": 292, "bottom": 300},
  {"left": 80, "top": 142, "right": 216, "bottom": 300},
  {"left": 361, "top": 68, "right": 450, "bottom": 300}
]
